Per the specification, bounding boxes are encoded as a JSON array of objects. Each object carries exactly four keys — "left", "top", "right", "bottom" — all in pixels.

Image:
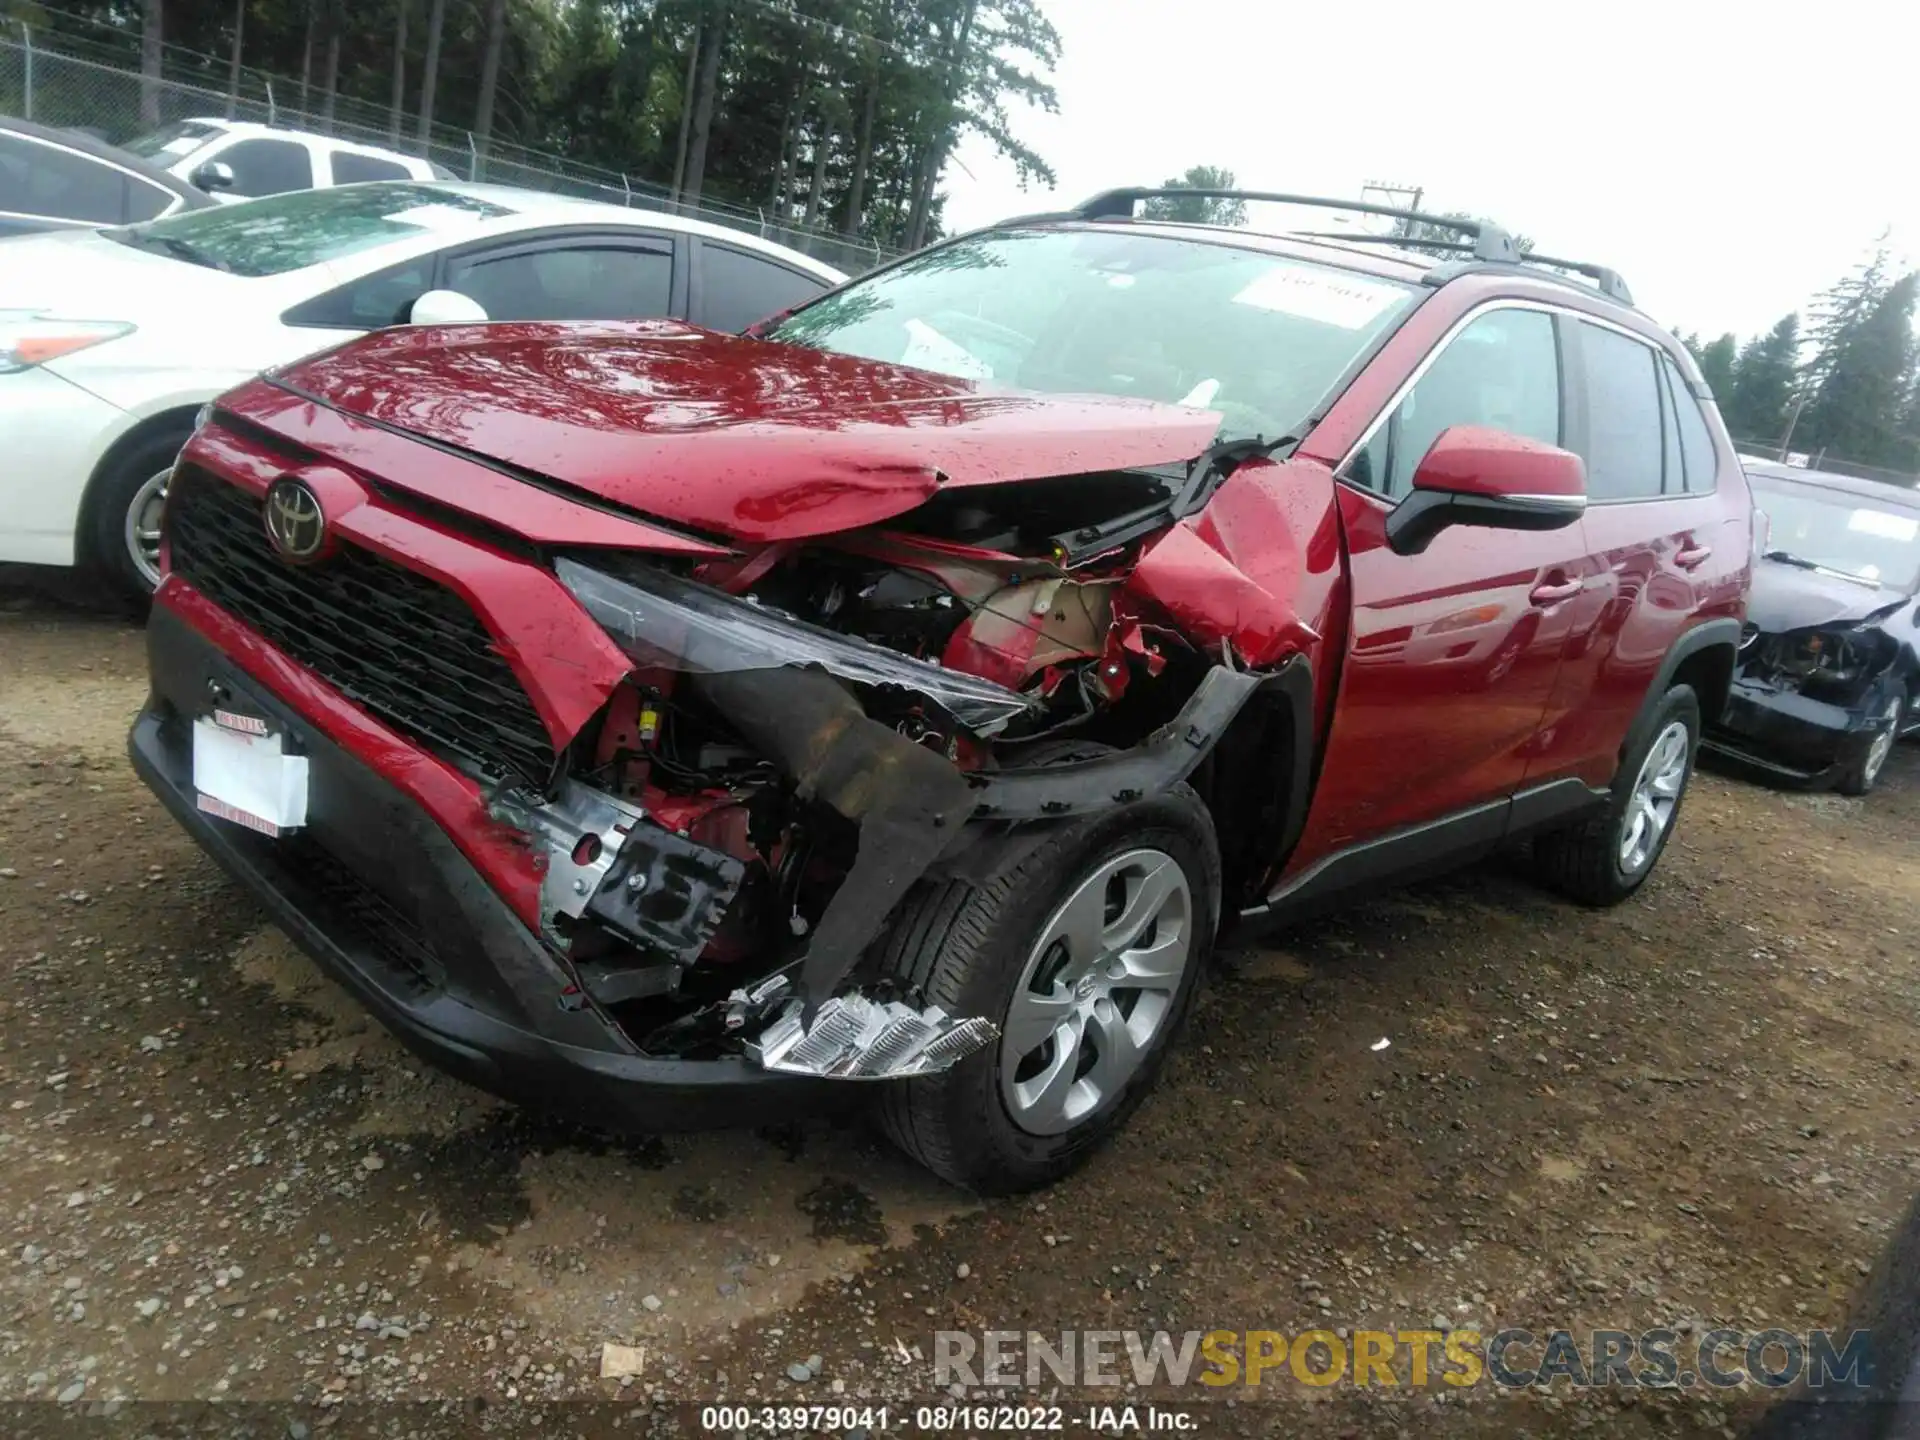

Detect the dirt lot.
[{"left": 2, "top": 582, "right": 1918, "bottom": 1438}]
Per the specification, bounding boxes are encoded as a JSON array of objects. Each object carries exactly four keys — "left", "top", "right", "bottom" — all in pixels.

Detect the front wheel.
[
  {"left": 874, "top": 786, "right": 1219, "bottom": 1194},
  {"left": 1536, "top": 684, "right": 1700, "bottom": 906},
  {"left": 88, "top": 427, "right": 190, "bottom": 603},
  {"left": 1836, "top": 691, "right": 1906, "bottom": 796}
]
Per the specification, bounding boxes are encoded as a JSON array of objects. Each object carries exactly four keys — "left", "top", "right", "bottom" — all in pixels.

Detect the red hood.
[{"left": 262, "top": 321, "right": 1222, "bottom": 543}]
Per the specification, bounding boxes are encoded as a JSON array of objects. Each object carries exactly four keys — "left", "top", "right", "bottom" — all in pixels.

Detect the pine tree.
[
  {"left": 1797, "top": 272, "right": 1918, "bottom": 467},
  {"left": 1695, "top": 334, "right": 1737, "bottom": 405},
  {"left": 1142, "top": 166, "right": 1248, "bottom": 226},
  {"left": 1725, "top": 313, "right": 1800, "bottom": 448},
  {"left": 1802, "top": 247, "right": 1891, "bottom": 397}
]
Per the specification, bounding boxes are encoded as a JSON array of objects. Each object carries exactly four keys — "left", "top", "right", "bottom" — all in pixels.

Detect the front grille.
[
  {"left": 168, "top": 466, "right": 556, "bottom": 782},
  {"left": 282, "top": 834, "right": 443, "bottom": 996}
]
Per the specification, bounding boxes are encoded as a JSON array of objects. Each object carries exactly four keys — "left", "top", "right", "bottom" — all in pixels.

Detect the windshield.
[
  {"left": 764, "top": 228, "right": 1420, "bottom": 442},
  {"left": 123, "top": 119, "right": 223, "bottom": 161},
  {"left": 1751, "top": 476, "right": 1920, "bottom": 590},
  {"left": 103, "top": 184, "right": 512, "bottom": 277}
]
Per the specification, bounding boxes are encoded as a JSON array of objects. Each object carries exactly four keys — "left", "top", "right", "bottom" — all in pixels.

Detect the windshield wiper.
[
  {"left": 1763, "top": 549, "right": 1820, "bottom": 570},
  {"left": 118, "top": 230, "right": 231, "bottom": 273},
  {"left": 1764, "top": 550, "right": 1878, "bottom": 586}
]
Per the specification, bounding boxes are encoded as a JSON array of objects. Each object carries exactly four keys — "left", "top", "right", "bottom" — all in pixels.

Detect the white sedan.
[{"left": 0, "top": 181, "right": 845, "bottom": 597}]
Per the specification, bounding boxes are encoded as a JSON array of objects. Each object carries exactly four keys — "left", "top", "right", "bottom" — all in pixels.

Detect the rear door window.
[
  {"left": 0, "top": 135, "right": 129, "bottom": 223},
  {"left": 214, "top": 138, "right": 314, "bottom": 197},
  {"left": 1575, "top": 322, "right": 1665, "bottom": 500},
  {"left": 698, "top": 242, "right": 830, "bottom": 332},
  {"left": 330, "top": 150, "right": 413, "bottom": 184},
  {"left": 445, "top": 240, "right": 674, "bottom": 321}
]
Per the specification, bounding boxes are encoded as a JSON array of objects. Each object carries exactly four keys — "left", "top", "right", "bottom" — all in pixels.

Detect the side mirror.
[
  {"left": 406, "top": 289, "right": 489, "bottom": 326},
  {"left": 190, "top": 160, "right": 235, "bottom": 192},
  {"left": 1385, "top": 424, "right": 1586, "bottom": 557}
]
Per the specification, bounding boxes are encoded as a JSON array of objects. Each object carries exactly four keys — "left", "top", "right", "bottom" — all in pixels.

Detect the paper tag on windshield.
[
  {"left": 1232, "top": 266, "right": 1405, "bottom": 329},
  {"left": 383, "top": 203, "right": 492, "bottom": 232},
  {"left": 1849, "top": 508, "right": 1919, "bottom": 542},
  {"left": 900, "top": 319, "right": 994, "bottom": 380}
]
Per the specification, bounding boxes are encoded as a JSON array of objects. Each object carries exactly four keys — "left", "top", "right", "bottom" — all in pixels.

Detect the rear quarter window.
[{"left": 1661, "top": 354, "right": 1720, "bottom": 492}]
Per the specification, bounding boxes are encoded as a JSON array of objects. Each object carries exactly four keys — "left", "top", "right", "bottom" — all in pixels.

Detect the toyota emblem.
[{"left": 264, "top": 478, "right": 327, "bottom": 562}]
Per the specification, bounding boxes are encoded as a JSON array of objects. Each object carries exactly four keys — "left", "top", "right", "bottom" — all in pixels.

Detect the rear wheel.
[
  {"left": 874, "top": 786, "right": 1219, "bottom": 1194},
  {"left": 1836, "top": 691, "right": 1906, "bottom": 796},
  {"left": 1536, "top": 685, "right": 1700, "bottom": 906}
]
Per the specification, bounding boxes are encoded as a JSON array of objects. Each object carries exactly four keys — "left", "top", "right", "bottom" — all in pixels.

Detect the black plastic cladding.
[
  {"left": 167, "top": 467, "right": 556, "bottom": 784},
  {"left": 281, "top": 832, "right": 446, "bottom": 995}
]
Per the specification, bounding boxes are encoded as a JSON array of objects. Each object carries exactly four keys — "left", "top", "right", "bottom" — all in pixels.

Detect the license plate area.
[{"left": 192, "top": 713, "right": 309, "bottom": 837}]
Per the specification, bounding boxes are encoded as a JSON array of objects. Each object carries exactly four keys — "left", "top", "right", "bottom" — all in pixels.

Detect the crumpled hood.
[
  {"left": 1749, "top": 558, "right": 1911, "bottom": 634},
  {"left": 267, "top": 320, "right": 1221, "bottom": 543}
]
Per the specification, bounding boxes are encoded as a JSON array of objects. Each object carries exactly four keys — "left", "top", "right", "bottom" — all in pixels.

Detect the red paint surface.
[
  {"left": 269, "top": 321, "right": 1221, "bottom": 544},
  {"left": 1409, "top": 424, "right": 1587, "bottom": 499},
  {"left": 219, "top": 385, "right": 726, "bottom": 556}
]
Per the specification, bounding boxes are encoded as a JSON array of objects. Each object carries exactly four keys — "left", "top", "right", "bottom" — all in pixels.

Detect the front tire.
[
  {"left": 88, "top": 427, "right": 190, "bottom": 603},
  {"left": 1536, "top": 685, "right": 1700, "bottom": 906},
  {"left": 875, "top": 787, "right": 1219, "bottom": 1194},
  {"left": 1836, "top": 691, "right": 1906, "bottom": 796}
]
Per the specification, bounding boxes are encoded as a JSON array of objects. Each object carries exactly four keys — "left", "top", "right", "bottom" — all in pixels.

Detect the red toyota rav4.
[{"left": 132, "top": 189, "right": 1751, "bottom": 1192}]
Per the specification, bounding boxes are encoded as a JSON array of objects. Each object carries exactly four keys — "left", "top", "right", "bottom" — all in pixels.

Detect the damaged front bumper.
[
  {"left": 1702, "top": 676, "right": 1887, "bottom": 785},
  {"left": 131, "top": 605, "right": 849, "bottom": 1130}
]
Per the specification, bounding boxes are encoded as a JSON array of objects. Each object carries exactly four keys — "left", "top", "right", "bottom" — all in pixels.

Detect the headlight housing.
[
  {"left": 0, "top": 313, "right": 135, "bottom": 374},
  {"left": 556, "top": 556, "right": 1039, "bottom": 736},
  {"left": 1759, "top": 626, "right": 1895, "bottom": 699}
]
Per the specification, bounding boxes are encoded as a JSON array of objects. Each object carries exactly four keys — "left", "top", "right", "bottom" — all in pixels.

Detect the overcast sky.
[{"left": 943, "top": 0, "right": 1919, "bottom": 343}]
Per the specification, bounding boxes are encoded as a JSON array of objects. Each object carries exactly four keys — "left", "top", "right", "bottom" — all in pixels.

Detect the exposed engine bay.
[{"left": 485, "top": 458, "right": 1293, "bottom": 1078}]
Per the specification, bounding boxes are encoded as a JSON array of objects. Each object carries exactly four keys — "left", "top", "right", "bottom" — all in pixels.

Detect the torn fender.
[
  {"left": 694, "top": 657, "right": 1312, "bottom": 1013},
  {"left": 1125, "top": 456, "right": 1345, "bottom": 673},
  {"left": 688, "top": 666, "right": 977, "bottom": 1018}
]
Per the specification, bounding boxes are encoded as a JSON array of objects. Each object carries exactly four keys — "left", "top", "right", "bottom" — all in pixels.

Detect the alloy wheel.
[
  {"left": 999, "top": 847, "right": 1193, "bottom": 1137},
  {"left": 1861, "top": 696, "right": 1903, "bottom": 789},
  {"left": 124, "top": 467, "right": 172, "bottom": 591},
  {"left": 1620, "top": 719, "right": 1691, "bottom": 876}
]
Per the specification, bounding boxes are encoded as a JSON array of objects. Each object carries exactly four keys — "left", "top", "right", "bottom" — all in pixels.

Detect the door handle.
[
  {"left": 1676, "top": 542, "right": 1713, "bottom": 571},
  {"left": 1529, "top": 577, "right": 1583, "bottom": 606}
]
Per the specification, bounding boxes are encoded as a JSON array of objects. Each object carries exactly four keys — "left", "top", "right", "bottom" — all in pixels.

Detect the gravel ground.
[{"left": 2, "top": 580, "right": 1917, "bottom": 1438}]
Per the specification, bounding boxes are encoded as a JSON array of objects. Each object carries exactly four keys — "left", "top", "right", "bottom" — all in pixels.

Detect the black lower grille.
[
  {"left": 168, "top": 467, "right": 556, "bottom": 781},
  {"left": 282, "top": 834, "right": 443, "bottom": 996}
]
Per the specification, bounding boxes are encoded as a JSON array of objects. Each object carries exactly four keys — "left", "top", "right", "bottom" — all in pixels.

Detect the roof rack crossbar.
[{"left": 1073, "top": 187, "right": 1523, "bottom": 264}]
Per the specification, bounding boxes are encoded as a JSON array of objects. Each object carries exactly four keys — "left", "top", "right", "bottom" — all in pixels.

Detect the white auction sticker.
[{"left": 1232, "top": 264, "right": 1407, "bottom": 329}]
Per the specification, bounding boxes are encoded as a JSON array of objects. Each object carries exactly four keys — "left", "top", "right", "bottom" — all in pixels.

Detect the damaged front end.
[{"left": 478, "top": 462, "right": 1307, "bottom": 1083}]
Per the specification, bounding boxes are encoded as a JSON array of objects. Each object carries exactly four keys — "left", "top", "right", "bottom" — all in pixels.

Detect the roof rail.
[
  {"left": 1292, "top": 232, "right": 1633, "bottom": 306},
  {"left": 1072, "top": 187, "right": 1523, "bottom": 264},
  {"left": 1418, "top": 250, "right": 1634, "bottom": 307}
]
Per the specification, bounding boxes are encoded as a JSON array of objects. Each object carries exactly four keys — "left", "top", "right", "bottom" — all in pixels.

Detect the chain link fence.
[
  {"left": 0, "top": 26, "right": 891, "bottom": 276},
  {"left": 1731, "top": 437, "right": 1919, "bottom": 490}
]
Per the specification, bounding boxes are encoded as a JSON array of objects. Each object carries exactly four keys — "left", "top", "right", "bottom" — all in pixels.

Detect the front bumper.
[
  {"left": 130, "top": 603, "right": 846, "bottom": 1131},
  {"left": 1701, "top": 677, "right": 1883, "bottom": 786}
]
